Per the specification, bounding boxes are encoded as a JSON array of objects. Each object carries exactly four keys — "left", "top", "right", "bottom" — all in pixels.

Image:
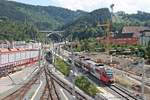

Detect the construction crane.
[{"left": 97, "top": 4, "right": 114, "bottom": 51}]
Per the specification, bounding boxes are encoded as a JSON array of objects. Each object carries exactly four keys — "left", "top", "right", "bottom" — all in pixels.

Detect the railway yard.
[
  {"left": 0, "top": 42, "right": 150, "bottom": 100},
  {"left": 81, "top": 52, "right": 150, "bottom": 98},
  {"left": 1, "top": 0, "right": 150, "bottom": 99},
  {"left": 58, "top": 43, "right": 150, "bottom": 100}
]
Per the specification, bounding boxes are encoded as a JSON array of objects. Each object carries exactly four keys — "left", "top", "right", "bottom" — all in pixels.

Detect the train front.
[
  {"left": 105, "top": 68, "right": 114, "bottom": 84},
  {"left": 95, "top": 63, "right": 114, "bottom": 85}
]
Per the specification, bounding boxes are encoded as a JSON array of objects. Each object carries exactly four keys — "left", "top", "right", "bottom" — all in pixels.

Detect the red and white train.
[
  {"left": 74, "top": 55, "right": 114, "bottom": 84},
  {"left": 0, "top": 48, "right": 40, "bottom": 77}
]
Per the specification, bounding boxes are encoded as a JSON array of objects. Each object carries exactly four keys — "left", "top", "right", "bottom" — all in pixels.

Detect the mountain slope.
[
  {"left": 0, "top": 0, "right": 85, "bottom": 30},
  {"left": 112, "top": 11, "right": 150, "bottom": 32},
  {"left": 62, "top": 8, "right": 111, "bottom": 39}
]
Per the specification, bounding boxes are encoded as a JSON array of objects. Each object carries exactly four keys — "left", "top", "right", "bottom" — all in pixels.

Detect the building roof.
[
  {"left": 122, "top": 26, "right": 149, "bottom": 33},
  {"left": 122, "top": 26, "right": 149, "bottom": 38},
  {"left": 0, "top": 48, "right": 9, "bottom": 52}
]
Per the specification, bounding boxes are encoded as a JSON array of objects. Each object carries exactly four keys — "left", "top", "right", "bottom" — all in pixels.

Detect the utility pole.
[
  {"left": 38, "top": 42, "right": 43, "bottom": 83},
  {"left": 38, "top": 43, "right": 42, "bottom": 68},
  {"left": 52, "top": 41, "right": 56, "bottom": 72},
  {"left": 70, "top": 34, "right": 76, "bottom": 99},
  {"left": 141, "top": 58, "right": 146, "bottom": 100},
  {"left": 110, "top": 55, "right": 113, "bottom": 63}
]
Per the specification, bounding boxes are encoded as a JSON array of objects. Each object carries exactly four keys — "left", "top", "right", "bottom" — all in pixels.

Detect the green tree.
[{"left": 81, "top": 39, "right": 90, "bottom": 51}]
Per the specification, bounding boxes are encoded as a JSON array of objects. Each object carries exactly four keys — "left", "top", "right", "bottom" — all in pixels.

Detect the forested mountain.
[
  {"left": 112, "top": 11, "right": 150, "bottom": 32},
  {"left": 0, "top": 0, "right": 85, "bottom": 30},
  {"left": 0, "top": 20, "right": 40, "bottom": 41},
  {"left": 62, "top": 8, "right": 111, "bottom": 39},
  {"left": 63, "top": 10, "right": 150, "bottom": 39},
  {"left": 0, "top": 0, "right": 150, "bottom": 41}
]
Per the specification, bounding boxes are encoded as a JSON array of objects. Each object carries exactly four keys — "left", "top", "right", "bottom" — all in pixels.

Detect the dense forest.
[
  {"left": 0, "top": 19, "right": 39, "bottom": 41},
  {"left": 0, "top": 0, "right": 85, "bottom": 30},
  {"left": 0, "top": 0, "right": 85, "bottom": 41}
]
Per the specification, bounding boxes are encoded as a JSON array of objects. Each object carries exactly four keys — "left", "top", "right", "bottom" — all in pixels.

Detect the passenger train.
[
  {"left": 45, "top": 51, "right": 53, "bottom": 64},
  {"left": 73, "top": 55, "right": 114, "bottom": 84},
  {"left": 0, "top": 48, "right": 40, "bottom": 77}
]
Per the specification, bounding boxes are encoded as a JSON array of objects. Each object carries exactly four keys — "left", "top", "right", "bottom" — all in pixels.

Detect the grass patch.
[
  {"left": 75, "top": 76, "right": 100, "bottom": 97},
  {"left": 73, "top": 47, "right": 81, "bottom": 52},
  {"left": 55, "top": 57, "right": 70, "bottom": 76},
  {"left": 115, "top": 75, "right": 133, "bottom": 88}
]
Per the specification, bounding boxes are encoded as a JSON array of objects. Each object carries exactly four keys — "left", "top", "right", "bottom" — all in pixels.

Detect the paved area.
[{"left": 0, "top": 65, "right": 38, "bottom": 96}]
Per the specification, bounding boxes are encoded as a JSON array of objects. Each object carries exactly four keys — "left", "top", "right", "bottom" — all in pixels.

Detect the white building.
[{"left": 140, "top": 30, "right": 150, "bottom": 46}]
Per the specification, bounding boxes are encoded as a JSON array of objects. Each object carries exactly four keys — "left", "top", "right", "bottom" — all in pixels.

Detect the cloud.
[{"left": 51, "top": 0, "right": 150, "bottom": 13}]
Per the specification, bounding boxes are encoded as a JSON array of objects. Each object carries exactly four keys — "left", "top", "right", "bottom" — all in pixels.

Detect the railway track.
[
  {"left": 73, "top": 58, "right": 141, "bottom": 100},
  {"left": 45, "top": 65, "right": 91, "bottom": 100},
  {"left": 1, "top": 67, "right": 43, "bottom": 100},
  {"left": 108, "top": 85, "right": 139, "bottom": 100},
  {"left": 76, "top": 66, "right": 140, "bottom": 100},
  {"left": 40, "top": 65, "right": 60, "bottom": 100},
  {"left": 52, "top": 52, "right": 140, "bottom": 100}
]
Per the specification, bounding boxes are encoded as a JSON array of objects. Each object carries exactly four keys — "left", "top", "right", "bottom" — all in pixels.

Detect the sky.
[{"left": 11, "top": 0, "right": 150, "bottom": 13}]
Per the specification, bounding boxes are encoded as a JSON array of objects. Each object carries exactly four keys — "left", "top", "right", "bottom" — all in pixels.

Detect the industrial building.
[{"left": 97, "top": 26, "right": 150, "bottom": 45}]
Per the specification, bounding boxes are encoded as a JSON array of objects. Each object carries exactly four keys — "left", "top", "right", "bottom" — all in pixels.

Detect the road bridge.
[{"left": 39, "top": 30, "right": 64, "bottom": 42}]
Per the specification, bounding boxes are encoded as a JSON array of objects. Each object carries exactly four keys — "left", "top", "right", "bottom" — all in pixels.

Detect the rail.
[
  {"left": 1, "top": 67, "right": 43, "bottom": 100},
  {"left": 40, "top": 65, "right": 60, "bottom": 100},
  {"left": 109, "top": 85, "right": 139, "bottom": 100},
  {"left": 46, "top": 65, "right": 92, "bottom": 100}
]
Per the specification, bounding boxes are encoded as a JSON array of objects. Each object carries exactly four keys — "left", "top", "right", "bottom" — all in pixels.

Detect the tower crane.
[{"left": 97, "top": 4, "right": 114, "bottom": 51}]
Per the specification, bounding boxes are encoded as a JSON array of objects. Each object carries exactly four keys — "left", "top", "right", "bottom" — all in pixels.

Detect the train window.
[
  {"left": 95, "top": 63, "right": 104, "bottom": 67},
  {"left": 106, "top": 69, "right": 113, "bottom": 77}
]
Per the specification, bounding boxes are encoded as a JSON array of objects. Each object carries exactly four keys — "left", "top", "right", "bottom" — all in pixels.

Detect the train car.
[
  {"left": 73, "top": 55, "right": 114, "bottom": 84},
  {"left": 45, "top": 51, "right": 53, "bottom": 64},
  {"left": 0, "top": 48, "right": 40, "bottom": 77},
  {"left": 83, "top": 60, "right": 114, "bottom": 84}
]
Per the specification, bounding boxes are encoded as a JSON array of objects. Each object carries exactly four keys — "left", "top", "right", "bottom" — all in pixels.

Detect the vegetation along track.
[
  {"left": 2, "top": 67, "right": 44, "bottom": 100},
  {"left": 108, "top": 85, "right": 139, "bottom": 100}
]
